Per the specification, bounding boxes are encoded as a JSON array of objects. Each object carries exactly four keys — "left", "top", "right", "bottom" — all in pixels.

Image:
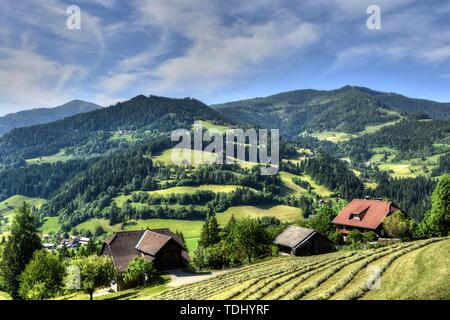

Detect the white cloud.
[
  {"left": 130, "top": 0, "right": 320, "bottom": 94},
  {"left": 0, "top": 47, "right": 85, "bottom": 114},
  {"left": 324, "top": 2, "right": 450, "bottom": 73},
  {"left": 2, "top": 0, "right": 106, "bottom": 57}
]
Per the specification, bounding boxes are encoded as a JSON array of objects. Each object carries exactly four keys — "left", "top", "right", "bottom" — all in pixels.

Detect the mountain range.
[
  {"left": 0, "top": 100, "right": 102, "bottom": 136},
  {"left": 0, "top": 85, "right": 448, "bottom": 239},
  {"left": 212, "top": 85, "right": 450, "bottom": 137}
]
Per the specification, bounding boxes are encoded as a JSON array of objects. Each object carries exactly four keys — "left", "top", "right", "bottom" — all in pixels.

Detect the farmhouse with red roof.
[{"left": 332, "top": 199, "right": 401, "bottom": 238}]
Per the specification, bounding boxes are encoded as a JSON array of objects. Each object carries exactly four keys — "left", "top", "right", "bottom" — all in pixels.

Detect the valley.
[{"left": 0, "top": 86, "right": 449, "bottom": 301}]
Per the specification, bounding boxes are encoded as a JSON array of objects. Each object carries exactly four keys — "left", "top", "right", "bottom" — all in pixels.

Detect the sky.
[{"left": 0, "top": 0, "right": 450, "bottom": 115}]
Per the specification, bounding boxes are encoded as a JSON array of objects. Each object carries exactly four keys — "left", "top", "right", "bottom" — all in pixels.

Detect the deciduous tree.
[{"left": 19, "top": 250, "right": 65, "bottom": 300}]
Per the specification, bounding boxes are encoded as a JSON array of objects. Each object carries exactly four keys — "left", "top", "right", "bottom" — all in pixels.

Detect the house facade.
[{"left": 332, "top": 199, "right": 401, "bottom": 237}]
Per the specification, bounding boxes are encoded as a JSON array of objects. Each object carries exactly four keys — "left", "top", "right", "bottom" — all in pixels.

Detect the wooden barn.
[
  {"left": 332, "top": 199, "right": 401, "bottom": 238},
  {"left": 101, "top": 229, "right": 189, "bottom": 290},
  {"left": 274, "top": 226, "right": 335, "bottom": 256}
]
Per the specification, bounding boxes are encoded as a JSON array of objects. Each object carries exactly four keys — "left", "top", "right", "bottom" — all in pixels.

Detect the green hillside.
[
  {"left": 0, "top": 95, "right": 230, "bottom": 168},
  {"left": 213, "top": 86, "right": 402, "bottom": 137},
  {"left": 0, "top": 195, "right": 46, "bottom": 236},
  {"left": 362, "top": 238, "right": 450, "bottom": 300},
  {"left": 133, "top": 238, "right": 449, "bottom": 300}
]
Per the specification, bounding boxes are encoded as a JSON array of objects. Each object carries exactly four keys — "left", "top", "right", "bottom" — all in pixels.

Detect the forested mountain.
[
  {"left": 0, "top": 87, "right": 445, "bottom": 236},
  {"left": 367, "top": 89, "right": 450, "bottom": 119},
  {"left": 0, "top": 100, "right": 102, "bottom": 136},
  {"left": 212, "top": 86, "right": 450, "bottom": 137},
  {"left": 0, "top": 95, "right": 230, "bottom": 168},
  {"left": 343, "top": 119, "right": 450, "bottom": 162}
]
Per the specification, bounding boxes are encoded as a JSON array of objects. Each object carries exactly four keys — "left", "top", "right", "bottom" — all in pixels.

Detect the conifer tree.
[{"left": 0, "top": 202, "right": 41, "bottom": 298}]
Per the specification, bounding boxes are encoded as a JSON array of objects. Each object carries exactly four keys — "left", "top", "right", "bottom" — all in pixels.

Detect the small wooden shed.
[{"left": 274, "top": 226, "right": 335, "bottom": 256}]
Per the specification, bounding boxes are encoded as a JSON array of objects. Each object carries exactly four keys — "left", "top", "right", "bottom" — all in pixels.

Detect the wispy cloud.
[
  {"left": 0, "top": 47, "right": 85, "bottom": 114},
  {"left": 128, "top": 0, "right": 320, "bottom": 95},
  {"left": 1, "top": 0, "right": 450, "bottom": 111}
]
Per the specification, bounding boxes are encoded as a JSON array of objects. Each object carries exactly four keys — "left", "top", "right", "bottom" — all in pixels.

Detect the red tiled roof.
[{"left": 332, "top": 199, "right": 398, "bottom": 230}]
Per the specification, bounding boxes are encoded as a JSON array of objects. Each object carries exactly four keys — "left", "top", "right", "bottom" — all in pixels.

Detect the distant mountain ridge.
[
  {"left": 0, "top": 95, "right": 231, "bottom": 167},
  {"left": 0, "top": 100, "right": 102, "bottom": 136},
  {"left": 212, "top": 86, "right": 450, "bottom": 137}
]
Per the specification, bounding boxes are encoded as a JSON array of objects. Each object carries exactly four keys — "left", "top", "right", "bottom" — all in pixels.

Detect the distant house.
[
  {"left": 101, "top": 229, "right": 189, "bottom": 290},
  {"left": 332, "top": 199, "right": 401, "bottom": 238},
  {"left": 79, "top": 237, "right": 90, "bottom": 245},
  {"left": 43, "top": 243, "right": 55, "bottom": 250},
  {"left": 274, "top": 226, "right": 335, "bottom": 256}
]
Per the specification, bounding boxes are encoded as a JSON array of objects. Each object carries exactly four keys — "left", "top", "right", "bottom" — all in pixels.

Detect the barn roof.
[
  {"left": 105, "top": 230, "right": 146, "bottom": 272},
  {"left": 332, "top": 199, "right": 398, "bottom": 230},
  {"left": 101, "top": 229, "right": 188, "bottom": 272},
  {"left": 135, "top": 230, "right": 172, "bottom": 256},
  {"left": 274, "top": 226, "right": 316, "bottom": 249}
]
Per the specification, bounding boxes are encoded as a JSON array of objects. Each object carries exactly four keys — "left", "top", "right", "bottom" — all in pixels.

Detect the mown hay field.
[{"left": 139, "top": 238, "right": 449, "bottom": 300}]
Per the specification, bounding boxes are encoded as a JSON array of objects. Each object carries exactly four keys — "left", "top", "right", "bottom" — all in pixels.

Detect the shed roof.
[
  {"left": 135, "top": 230, "right": 172, "bottom": 256},
  {"left": 274, "top": 226, "right": 316, "bottom": 249}
]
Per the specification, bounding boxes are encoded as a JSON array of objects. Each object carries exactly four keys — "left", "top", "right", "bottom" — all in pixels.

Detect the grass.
[
  {"left": 216, "top": 205, "right": 302, "bottom": 225},
  {"left": 76, "top": 218, "right": 121, "bottom": 233},
  {"left": 362, "top": 238, "right": 450, "bottom": 300},
  {"left": 152, "top": 185, "right": 242, "bottom": 195},
  {"left": 359, "top": 119, "right": 402, "bottom": 135},
  {"left": 56, "top": 282, "right": 169, "bottom": 300},
  {"left": 307, "top": 131, "right": 355, "bottom": 143},
  {"left": 152, "top": 148, "right": 219, "bottom": 166},
  {"left": 297, "top": 174, "right": 334, "bottom": 197},
  {"left": 0, "top": 291, "right": 12, "bottom": 300},
  {"left": 282, "top": 148, "right": 313, "bottom": 164},
  {"left": 378, "top": 158, "right": 438, "bottom": 179},
  {"left": 199, "top": 121, "right": 229, "bottom": 133},
  {"left": 143, "top": 238, "right": 446, "bottom": 300},
  {"left": 279, "top": 171, "right": 309, "bottom": 197},
  {"left": 0, "top": 195, "right": 46, "bottom": 234},
  {"left": 278, "top": 171, "right": 333, "bottom": 198},
  {"left": 370, "top": 148, "right": 442, "bottom": 178},
  {"left": 110, "top": 131, "right": 137, "bottom": 143},
  {"left": 39, "top": 217, "right": 62, "bottom": 234},
  {"left": 113, "top": 185, "right": 244, "bottom": 207},
  {"left": 26, "top": 149, "right": 72, "bottom": 164},
  {"left": 304, "top": 112, "right": 403, "bottom": 145}
]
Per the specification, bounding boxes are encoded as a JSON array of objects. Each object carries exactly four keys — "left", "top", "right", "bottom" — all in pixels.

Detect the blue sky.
[{"left": 0, "top": 0, "right": 450, "bottom": 115}]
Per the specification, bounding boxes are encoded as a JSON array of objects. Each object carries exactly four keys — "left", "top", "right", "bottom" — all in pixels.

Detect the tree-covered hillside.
[
  {"left": 212, "top": 85, "right": 450, "bottom": 138},
  {"left": 0, "top": 100, "right": 102, "bottom": 136},
  {"left": 0, "top": 95, "right": 230, "bottom": 168}
]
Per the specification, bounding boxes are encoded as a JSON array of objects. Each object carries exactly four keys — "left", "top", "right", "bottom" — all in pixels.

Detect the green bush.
[
  {"left": 347, "top": 230, "right": 365, "bottom": 244},
  {"left": 363, "top": 231, "right": 378, "bottom": 242},
  {"left": 122, "top": 257, "right": 156, "bottom": 287},
  {"left": 328, "top": 231, "right": 344, "bottom": 245}
]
